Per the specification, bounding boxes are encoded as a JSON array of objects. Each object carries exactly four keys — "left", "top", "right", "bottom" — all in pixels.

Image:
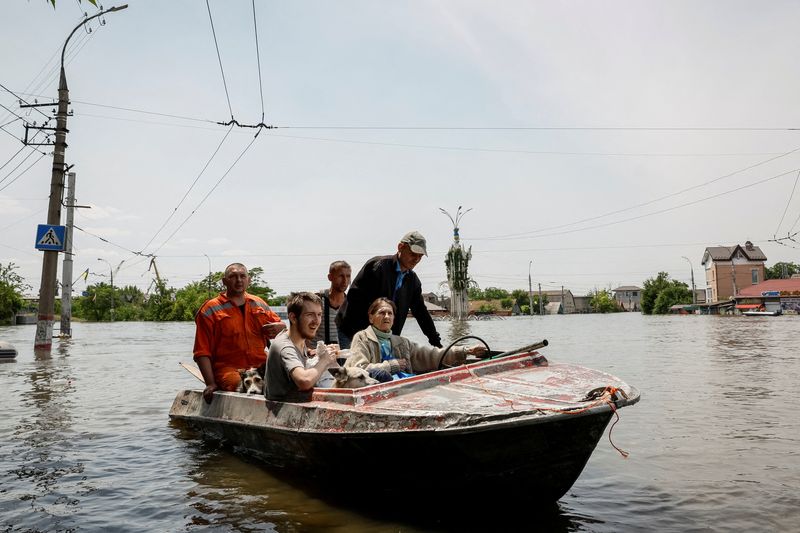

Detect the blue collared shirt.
[{"left": 393, "top": 260, "right": 407, "bottom": 301}]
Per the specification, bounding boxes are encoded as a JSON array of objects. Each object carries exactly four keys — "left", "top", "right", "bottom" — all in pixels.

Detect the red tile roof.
[{"left": 737, "top": 278, "right": 800, "bottom": 297}]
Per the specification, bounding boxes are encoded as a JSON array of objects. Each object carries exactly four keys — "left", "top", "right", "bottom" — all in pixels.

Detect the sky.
[{"left": 2, "top": 0, "right": 800, "bottom": 300}]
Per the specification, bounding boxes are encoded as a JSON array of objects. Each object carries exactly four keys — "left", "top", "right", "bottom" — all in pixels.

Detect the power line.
[
  {"left": 0, "top": 151, "right": 48, "bottom": 193},
  {"left": 149, "top": 131, "right": 261, "bottom": 256},
  {"left": 0, "top": 144, "right": 27, "bottom": 173},
  {"left": 205, "top": 0, "right": 234, "bottom": 120},
  {"left": 473, "top": 145, "right": 800, "bottom": 240},
  {"left": 278, "top": 125, "right": 800, "bottom": 132},
  {"left": 774, "top": 170, "right": 800, "bottom": 238},
  {"left": 138, "top": 125, "right": 234, "bottom": 254},
  {"left": 465, "top": 168, "right": 800, "bottom": 242},
  {"left": 262, "top": 131, "right": 785, "bottom": 158},
  {"left": 252, "top": 0, "right": 266, "bottom": 123}
]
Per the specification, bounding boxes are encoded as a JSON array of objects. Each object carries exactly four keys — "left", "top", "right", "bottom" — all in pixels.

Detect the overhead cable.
[
  {"left": 252, "top": 0, "right": 266, "bottom": 123},
  {"left": 149, "top": 130, "right": 261, "bottom": 256},
  {"left": 473, "top": 145, "right": 800, "bottom": 240},
  {"left": 773, "top": 170, "right": 800, "bottom": 238},
  {"left": 205, "top": 0, "right": 235, "bottom": 120},
  {"left": 138, "top": 124, "right": 235, "bottom": 254},
  {"left": 465, "top": 168, "right": 800, "bottom": 242}
]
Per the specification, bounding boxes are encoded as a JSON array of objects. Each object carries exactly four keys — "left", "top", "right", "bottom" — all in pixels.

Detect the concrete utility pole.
[
  {"left": 528, "top": 261, "right": 534, "bottom": 316},
  {"left": 97, "top": 258, "right": 115, "bottom": 321},
  {"left": 682, "top": 256, "right": 696, "bottom": 306},
  {"left": 203, "top": 254, "right": 213, "bottom": 299},
  {"left": 34, "top": 4, "right": 129, "bottom": 351},
  {"left": 538, "top": 283, "right": 543, "bottom": 315},
  {"left": 60, "top": 172, "right": 76, "bottom": 337}
]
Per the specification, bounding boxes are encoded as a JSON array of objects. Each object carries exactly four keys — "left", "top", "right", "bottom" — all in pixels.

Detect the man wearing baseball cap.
[{"left": 336, "top": 231, "right": 442, "bottom": 349}]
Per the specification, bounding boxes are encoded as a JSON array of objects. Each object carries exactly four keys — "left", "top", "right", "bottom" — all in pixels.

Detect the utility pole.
[
  {"left": 33, "top": 4, "right": 129, "bottom": 352},
  {"left": 528, "top": 261, "right": 534, "bottom": 316},
  {"left": 203, "top": 253, "right": 212, "bottom": 299},
  {"left": 60, "top": 172, "right": 76, "bottom": 337},
  {"left": 97, "top": 258, "right": 115, "bottom": 321},
  {"left": 682, "top": 256, "right": 696, "bottom": 306},
  {"left": 538, "top": 283, "right": 543, "bottom": 315}
]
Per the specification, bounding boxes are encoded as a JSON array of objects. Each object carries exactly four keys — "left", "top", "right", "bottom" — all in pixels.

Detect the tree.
[
  {"left": 483, "top": 286, "right": 510, "bottom": 300},
  {"left": 765, "top": 262, "right": 800, "bottom": 280},
  {"left": 641, "top": 272, "right": 692, "bottom": 314},
  {"left": 589, "top": 289, "right": 619, "bottom": 313},
  {"left": 247, "top": 267, "right": 275, "bottom": 302},
  {"left": 641, "top": 272, "right": 672, "bottom": 314},
  {"left": 653, "top": 284, "right": 693, "bottom": 314},
  {"left": 468, "top": 286, "right": 484, "bottom": 300},
  {"left": 0, "top": 262, "right": 31, "bottom": 324},
  {"left": 73, "top": 283, "right": 115, "bottom": 321}
]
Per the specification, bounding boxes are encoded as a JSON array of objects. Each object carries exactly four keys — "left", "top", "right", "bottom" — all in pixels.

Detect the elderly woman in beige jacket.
[{"left": 345, "top": 297, "right": 486, "bottom": 381}]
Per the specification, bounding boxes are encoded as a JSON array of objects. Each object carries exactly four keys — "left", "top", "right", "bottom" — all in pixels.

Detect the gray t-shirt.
[{"left": 265, "top": 332, "right": 310, "bottom": 401}]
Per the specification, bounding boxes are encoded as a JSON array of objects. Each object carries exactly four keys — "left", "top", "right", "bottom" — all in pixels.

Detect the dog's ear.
[
  {"left": 256, "top": 362, "right": 266, "bottom": 378},
  {"left": 237, "top": 368, "right": 247, "bottom": 379},
  {"left": 328, "top": 366, "right": 346, "bottom": 378}
]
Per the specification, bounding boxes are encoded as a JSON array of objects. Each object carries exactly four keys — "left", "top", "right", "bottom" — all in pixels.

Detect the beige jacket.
[{"left": 345, "top": 326, "right": 467, "bottom": 374}]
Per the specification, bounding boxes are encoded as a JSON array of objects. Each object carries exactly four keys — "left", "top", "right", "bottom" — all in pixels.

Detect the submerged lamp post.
[{"left": 440, "top": 206, "right": 473, "bottom": 319}]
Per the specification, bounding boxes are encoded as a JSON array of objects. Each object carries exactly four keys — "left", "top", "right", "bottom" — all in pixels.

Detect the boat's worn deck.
[{"left": 170, "top": 351, "right": 640, "bottom": 435}]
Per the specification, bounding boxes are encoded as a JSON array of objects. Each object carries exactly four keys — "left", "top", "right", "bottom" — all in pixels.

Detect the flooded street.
[{"left": 1, "top": 314, "right": 798, "bottom": 532}]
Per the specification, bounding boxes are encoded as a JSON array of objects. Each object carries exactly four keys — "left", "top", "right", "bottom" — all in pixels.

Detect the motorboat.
[{"left": 169, "top": 339, "right": 640, "bottom": 503}]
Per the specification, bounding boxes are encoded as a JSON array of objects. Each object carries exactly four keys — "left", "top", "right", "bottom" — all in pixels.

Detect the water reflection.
[
  {"left": 171, "top": 422, "right": 596, "bottom": 532},
  {"left": 3, "top": 338, "right": 84, "bottom": 531},
  {"left": 446, "top": 318, "right": 471, "bottom": 341}
]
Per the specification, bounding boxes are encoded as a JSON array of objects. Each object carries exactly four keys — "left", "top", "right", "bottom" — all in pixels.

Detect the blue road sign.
[{"left": 35, "top": 224, "right": 66, "bottom": 251}]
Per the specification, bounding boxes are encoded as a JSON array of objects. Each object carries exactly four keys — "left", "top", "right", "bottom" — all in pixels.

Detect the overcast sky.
[{"left": 2, "top": 0, "right": 800, "bottom": 299}]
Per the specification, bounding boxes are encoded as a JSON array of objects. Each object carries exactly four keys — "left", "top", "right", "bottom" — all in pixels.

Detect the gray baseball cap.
[{"left": 400, "top": 231, "right": 428, "bottom": 256}]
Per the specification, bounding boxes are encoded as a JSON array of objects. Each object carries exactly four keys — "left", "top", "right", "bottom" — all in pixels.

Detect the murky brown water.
[{"left": 1, "top": 314, "right": 798, "bottom": 532}]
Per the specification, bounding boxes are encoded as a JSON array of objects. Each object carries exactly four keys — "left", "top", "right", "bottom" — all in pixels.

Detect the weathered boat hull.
[{"left": 170, "top": 351, "right": 639, "bottom": 502}]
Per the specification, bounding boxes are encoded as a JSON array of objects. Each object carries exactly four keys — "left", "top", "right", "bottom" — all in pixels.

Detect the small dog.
[
  {"left": 328, "top": 366, "right": 379, "bottom": 389},
  {"left": 237, "top": 363, "right": 265, "bottom": 395}
]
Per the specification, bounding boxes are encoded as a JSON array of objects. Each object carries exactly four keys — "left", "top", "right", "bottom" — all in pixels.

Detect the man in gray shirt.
[{"left": 265, "top": 292, "right": 339, "bottom": 401}]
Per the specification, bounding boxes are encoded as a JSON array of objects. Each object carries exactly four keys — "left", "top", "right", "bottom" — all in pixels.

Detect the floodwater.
[{"left": 1, "top": 314, "right": 798, "bottom": 532}]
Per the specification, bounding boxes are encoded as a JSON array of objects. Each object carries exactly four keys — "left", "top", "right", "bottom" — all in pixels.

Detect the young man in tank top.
[{"left": 314, "top": 260, "right": 351, "bottom": 346}]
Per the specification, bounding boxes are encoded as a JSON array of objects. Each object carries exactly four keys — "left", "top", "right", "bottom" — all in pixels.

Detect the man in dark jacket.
[{"left": 337, "top": 231, "right": 442, "bottom": 348}]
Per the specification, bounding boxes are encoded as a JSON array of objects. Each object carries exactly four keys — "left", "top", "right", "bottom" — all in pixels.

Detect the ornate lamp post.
[{"left": 440, "top": 206, "right": 473, "bottom": 319}]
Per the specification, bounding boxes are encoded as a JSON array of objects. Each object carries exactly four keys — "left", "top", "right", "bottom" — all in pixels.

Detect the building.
[
  {"left": 541, "top": 289, "right": 576, "bottom": 314},
  {"left": 573, "top": 295, "right": 592, "bottom": 313},
  {"left": 612, "top": 286, "right": 642, "bottom": 311},
  {"left": 734, "top": 278, "right": 800, "bottom": 314},
  {"left": 701, "top": 241, "right": 767, "bottom": 303}
]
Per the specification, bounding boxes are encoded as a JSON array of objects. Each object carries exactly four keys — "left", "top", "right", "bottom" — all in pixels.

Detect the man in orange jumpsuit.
[{"left": 193, "top": 263, "right": 286, "bottom": 403}]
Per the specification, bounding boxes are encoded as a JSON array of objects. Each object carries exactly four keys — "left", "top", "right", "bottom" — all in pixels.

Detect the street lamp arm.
[{"left": 61, "top": 4, "right": 129, "bottom": 68}]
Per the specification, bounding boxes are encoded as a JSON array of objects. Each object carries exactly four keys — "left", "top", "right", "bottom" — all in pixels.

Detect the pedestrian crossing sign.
[{"left": 35, "top": 224, "right": 66, "bottom": 251}]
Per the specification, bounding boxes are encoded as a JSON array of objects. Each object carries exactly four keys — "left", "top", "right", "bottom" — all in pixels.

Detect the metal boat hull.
[{"left": 170, "top": 351, "right": 639, "bottom": 502}]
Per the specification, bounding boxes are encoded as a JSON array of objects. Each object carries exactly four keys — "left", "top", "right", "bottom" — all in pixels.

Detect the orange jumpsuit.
[{"left": 193, "top": 292, "right": 283, "bottom": 391}]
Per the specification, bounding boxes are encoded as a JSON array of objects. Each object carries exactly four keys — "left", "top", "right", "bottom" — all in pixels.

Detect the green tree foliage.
[
  {"left": 73, "top": 283, "right": 115, "bottom": 321},
  {"left": 641, "top": 272, "right": 691, "bottom": 314},
  {"left": 247, "top": 267, "right": 275, "bottom": 301},
  {"left": 500, "top": 298, "right": 514, "bottom": 309},
  {"left": 765, "top": 261, "right": 800, "bottom": 280},
  {"left": 71, "top": 266, "right": 276, "bottom": 322},
  {"left": 589, "top": 289, "right": 619, "bottom": 313},
  {"left": 0, "top": 262, "right": 31, "bottom": 324},
  {"left": 467, "top": 286, "right": 484, "bottom": 300},
  {"left": 482, "top": 286, "right": 510, "bottom": 300},
  {"left": 653, "top": 284, "right": 693, "bottom": 314}
]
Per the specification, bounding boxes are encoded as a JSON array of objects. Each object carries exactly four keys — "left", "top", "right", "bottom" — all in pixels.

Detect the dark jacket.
[{"left": 337, "top": 254, "right": 441, "bottom": 347}]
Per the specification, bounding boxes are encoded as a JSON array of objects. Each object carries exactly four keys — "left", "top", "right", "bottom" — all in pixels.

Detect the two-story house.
[
  {"left": 612, "top": 286, "right": 642, "bottom": 311},
  {"left": 701, "top": 241, "right": 767, "bottom": 303}
]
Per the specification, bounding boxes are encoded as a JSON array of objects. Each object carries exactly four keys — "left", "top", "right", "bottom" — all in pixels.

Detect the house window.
[
  {"left": 751, "top": 269, "right": 758, "bottom": 284},
  {"left": 632, "top": 291, "right": 638, "bottom": 296}
]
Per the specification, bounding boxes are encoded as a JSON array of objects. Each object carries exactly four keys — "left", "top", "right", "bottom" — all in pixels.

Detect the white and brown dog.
[
  {"left": 237, "top": 363, "right": 265, "bottom": 395},
  {"left": 328, "top": 366, "right": 379, "bottom": 389}
]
